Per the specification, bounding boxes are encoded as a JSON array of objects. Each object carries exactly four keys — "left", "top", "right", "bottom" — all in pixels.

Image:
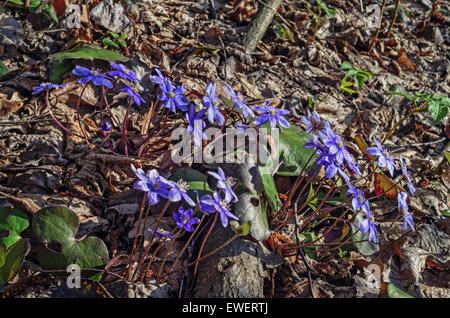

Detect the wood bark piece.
[{"left": 241, "top": 0, "right": 283, "bottom": 54}]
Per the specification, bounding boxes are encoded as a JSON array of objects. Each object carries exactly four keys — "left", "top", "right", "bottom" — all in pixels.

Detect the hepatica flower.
[
  {"left": 173, "top": 207, "right": 200, "bottom": 232},
  {"left": 321, "top": 127, "right": 353, "bottom": 165},
  {"left": 147, "top": 227, "right": 173, "bottom": 238},
  {"left": 186, "top": 105, "right": 208, "bottom": 147},
  {"left": 119, "top": 82, "right": 145, "bottom": 106},
  {"left": 72, "top": 66, "right": 113, "bottom": 88},
  {"left": 101, "top": 121, "right": 112, "bottom": 132},
  {"left": 400, "top": 157, "right": 415, "bottom": 196},
  {"left": 366, "top": 139, "right": 397, "bottom": 177},
  {"left": 151, "top": 68, "right": 169, "bottom": 86},
  {"left": 360, "top": 214, "right": 378, "bottom": 244},
  {"left": 198, "top": 191, "right": 239, "bottom": 227},
  {"left": 300, "top": 109, "right": 330, "bottom": 135},
  {"left": 403, "top": 212, "right": 415, "bottom": 232},
  {"left": 32, "top": 82, "right": 67, "bottom": 95},
  {"left": 207, "top": 167, "right": 238, "bottom": 203},
  {"left": 159, "top": 80, "right": 189, "bottom": 113},
  {"left": 202, "top": 83, "right": 225, "bottom": 126},
  {"left": 223, "top": 83, "right": 254, "bottom": 119},
  {"left": 167, "top": 178, "right": 195, "bottom": 206},
  {"left": 109, "top": 63, "right": 139, "bottom": 82},
  {"left": 253, "top": 101, "right": 290, "bottom": 129},
  {"left": 131, "top": 164, "right": 170, "bottom": 205},
  {"left": 397, "top": 191, "right": 408, "bottom": 212},
  {"left": 346, "top": 183, "right": 366, "bottom": 212}
]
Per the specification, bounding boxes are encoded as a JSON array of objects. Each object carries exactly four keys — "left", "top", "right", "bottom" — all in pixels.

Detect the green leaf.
[
  {"left": 384, "top": 91, "right": 423, "bottom": 101},
  {"left": 231, "top": 221, "right": 251, "bottom": 236},
  {"left": 52, "top": 46, "right": 128, "bottom": 62},
  {"left": 340, "top": 62, "right": 354, "bottom": 71},
  {"left": 109, "top": 31, "right": 120, "bottom": 39},
  {"left": 0, "top": 239, "right": 30, "bottom": 287},
  {"left": 316, "top": 0, "right": 335, "bottom": 18},
  {"left": 298, "top": 232, "right": 318, "bottom": 260},
  {"left": 0, "top": 62, "right": 8, "bottom": 80},
  {"left": 428, "top": 95, "right": 449, "bottom": 121},
  {"left": 0, "top": 207, "right": 29, "bottom": 250},
  {"left": 7, "top": 0, "right": 25, "bottom": 5},
  {"left": 169, "top": 167, "right": 213, "bottom": 202},
  {"left": 387, "top": 283, "right": 414, "bottom": 298},
  {"left": 117, "top": 39, "right": 127, "bottom": 48},
  {"left": 441, "top": 209, "right": 450, "bottom": 217},
  {"left": 42, "top": 3, "right": 58, "bottom": 23},
  {"left": 32, "top": 207, "right": 109, "bottom": 270},
  {"left": 258, "top": 164, "right": 282, "bottom": 213},
  {"left": 103, "top": 37, "right": 120, "bottom": 48},
  {"left": 49, "top": 59, "right": 73, "bottom": 84}
]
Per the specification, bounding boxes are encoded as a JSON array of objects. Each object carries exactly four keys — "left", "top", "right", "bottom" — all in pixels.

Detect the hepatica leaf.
[
  {"left": 387, "top": 283, "right": 414, "bottom": 298},
  {"left": 0, "top": 207, "right": 29, "bottom": 250},
  {"left": 52, "top": 46, "right": 128, "bottom": 62},
  {"left": 0, "top": 239, "right": 30, "bottom": 287},
  {"left": 32, "top": 207, "right": 109, "bottom": 270}
]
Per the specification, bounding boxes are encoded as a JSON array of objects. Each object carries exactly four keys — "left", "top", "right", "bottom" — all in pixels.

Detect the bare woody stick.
[{"left": 241, "top": 0, "right": 283, "bottom": 54}]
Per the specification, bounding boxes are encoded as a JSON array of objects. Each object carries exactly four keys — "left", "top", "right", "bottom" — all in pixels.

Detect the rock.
[
  {"left": 0, "top": 14, "right": 24, "bottom": 47},
  {"left": 127, "top": 280, "right": 173, "bottom": 298},
  {"left": 90, "top": 0, "right": 131, "bottom": 34}
]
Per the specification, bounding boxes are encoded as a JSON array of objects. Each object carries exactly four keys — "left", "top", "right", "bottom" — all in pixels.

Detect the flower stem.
[
  {"left": 122, "top": 99, "right": 133, "bottom": 157},
  {"left": 76, "top": 85, "right": 91, "bottom": 148},
  {"left": 45, "top": 90, "right": 76, "bottom": 136}
]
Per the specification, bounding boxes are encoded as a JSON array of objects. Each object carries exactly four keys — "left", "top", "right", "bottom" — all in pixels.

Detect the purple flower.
[
  {"left": 101, "top": 121, "right": 112, "bottom": 132},
  {"left": 151, "top": 68, "right": 169, "bottom": 86},
  {"left": 167, "top": 178, "right": 196, "bottom": 207},
  {"left": 346, "top": 183, "right": 366, "bottom": 212},
  {"left": 397, "top": 191, "right": 408, "bottom": 212},
  {"left": 207, "top": 167, "right": 238, "bottom": 203},
  {"left": 202, "top": 83, "right": 225, "bottom": 126},
  {"left": 366, "top": 139, "right": 398, "bottom": 177},
  {"left": 402, "top": 212, "right": 414, "bottom": 232},
  {"left": 147, "top": 227, "right": 173, "bottom": 238},
  {"left": 159, "top": 80, "right": 189, "bottom": 113},
  {"left": 400, "top": 157, "right": 415, "bottom": 196},
  {"left": 317, "top": 153, "right": 340, "bottom": 179},
  {"left": 173, "top": 207, "right": 200, "bottom": 232},
  {"left": 300, "top": 109, "right": 330, "bottom": 135},
  {"left": 252, "top": 101, "right": 290, "bottom": 129},
  {"left": 131, "top": 164, "right": 170, "bottom": 205},
  {"left": 303, "top": 134, "right": 323, "bottom": 154},
  {"left": 32, "top": 82, "right": 67, "bottom": 95},
  {"left": 321, "top": 127, "right": 353, "bottom": 165},
  {"left": 195, "top": 191, "right": 216, "bottom": 214},
  {"left": 119, "top": 82, "right": 145, "bottom": 106},
  {"left": 109, "top": 63, "right": 139, "bottom": 82},
  {"left": 72, "top": 66, "right": 113, "bottom": 88},
  {"left": 186, "top": 104, "right": 208, "bottom": 147},
  {"left": 199, "top": 191, "right": 239, "bottom": 228},
  {"left": 223, "top": 83, "right": 254, "bottom": 119},
  {"left": 360, "top": 215, "right": 378, "bottom": 244}
]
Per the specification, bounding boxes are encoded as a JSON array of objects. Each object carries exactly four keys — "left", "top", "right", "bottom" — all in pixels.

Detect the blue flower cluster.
[
  {"left": 131, "top": 164, "right": 240, "bottom": 234},
  {"left": 301, "top": 110, "right": 416, "bottom": 243}
]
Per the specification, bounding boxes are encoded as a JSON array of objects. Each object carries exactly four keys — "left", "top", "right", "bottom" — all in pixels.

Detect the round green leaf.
[
  {"left": 387, "top": 283, "right": 414, "bottom": 298},
  {"left": 0, "top": 207, "right": 29, "bottom": 250},
  {"left": 52, "top": 46, "right": 128, "bottom": 62},
  {"left": 0, "top": 239, "right": 30, "bottom": 287},
  {"left": 33, "top": 207, "right": 109, "bottom": 270}
]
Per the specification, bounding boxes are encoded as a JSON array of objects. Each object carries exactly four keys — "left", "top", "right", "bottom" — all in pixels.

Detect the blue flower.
[
  {"left": 167, "top": 178, "right": 196, "bottom": 207},
  {"left": 158, "top": 80, "right": 189, "bottom": 113},
  {"left": 202, "top": 83, "right": 225, "bottom": 126},
  {"left": 151, "top": 68, "right": 169, "bottom": 86},
  {"left": 317, "top": 153, "right": 341, "bottom": 179},
  {"left": 346, "top": 183, "right": 366, "bottom": 212},
  {"left": 400, "top": 157, "right": 415, "bottom": 196},
  {"left": 72, "top": 66, "right": 113, "bottom": 88},
  {"left": 366, "top": 139, "right": 398, "bottom": 177},
  {"left": 303, "top": 134, "right": 323, "bottom": 154},
  {"left": 300, "top": 109, "right": 330, "bottom": 135},
  {"left": 186, "top": 104, "right": 208, "bottom": 147},
  {"left": 101, "top": 121, "right": 112, "bottom": 132},
  {"left": 252, "top": 101, "right": 290, "bottom": 129},
  {"left": 321, "top": 127, "right": 353, "bottom": 165},
  {"left": 119, "top": 82, "right": 145, "bottom": 106},
  {"left": 32, "top": 82, "right": 67, "bottom": 95},
  {"left": 223, "top": 83, "right": 255, "bottom": 119},
  {"left": 360, "top": 215, "right": 378, "bottom": 244},
  {"left": 131, "top": 164, "right": 170, "bottom": 205},
  {"left": 402, "top": 212, "right": 415, "bottom": 232},
  {"left": 109, "top": 63, "right": 139, "bottom": 82},
  {"left": 397, "top": 191, "right": 408, "bottom": 212},
  {"left": 173, "top": 207, "right": 200, "bottom": 232},
  {"left": 207, "top": 167, "right": 238, "bottom": 203},
  {"left": 147, "top": 227, "right": 173, "bottom": 238},
  {"left": 197, "top": 191, "right": 239, "bottom": 227}
]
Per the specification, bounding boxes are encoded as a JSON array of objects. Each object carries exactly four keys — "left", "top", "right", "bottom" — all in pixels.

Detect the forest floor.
[{"left": 0, "top": 0, "right": 449, "bottom": 298}]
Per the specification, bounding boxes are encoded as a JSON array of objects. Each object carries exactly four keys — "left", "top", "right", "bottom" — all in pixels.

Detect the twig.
[
  {"left": 386, "top": 0, "right": 401, "bottom": 38},
  {"left": 369, "top": 0, "right": 386, "bottom": 51}
]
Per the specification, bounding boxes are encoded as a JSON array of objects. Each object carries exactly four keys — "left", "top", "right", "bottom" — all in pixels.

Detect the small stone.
[{"left": 90, "top": 0, "right": 131, "bottom": 34}]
